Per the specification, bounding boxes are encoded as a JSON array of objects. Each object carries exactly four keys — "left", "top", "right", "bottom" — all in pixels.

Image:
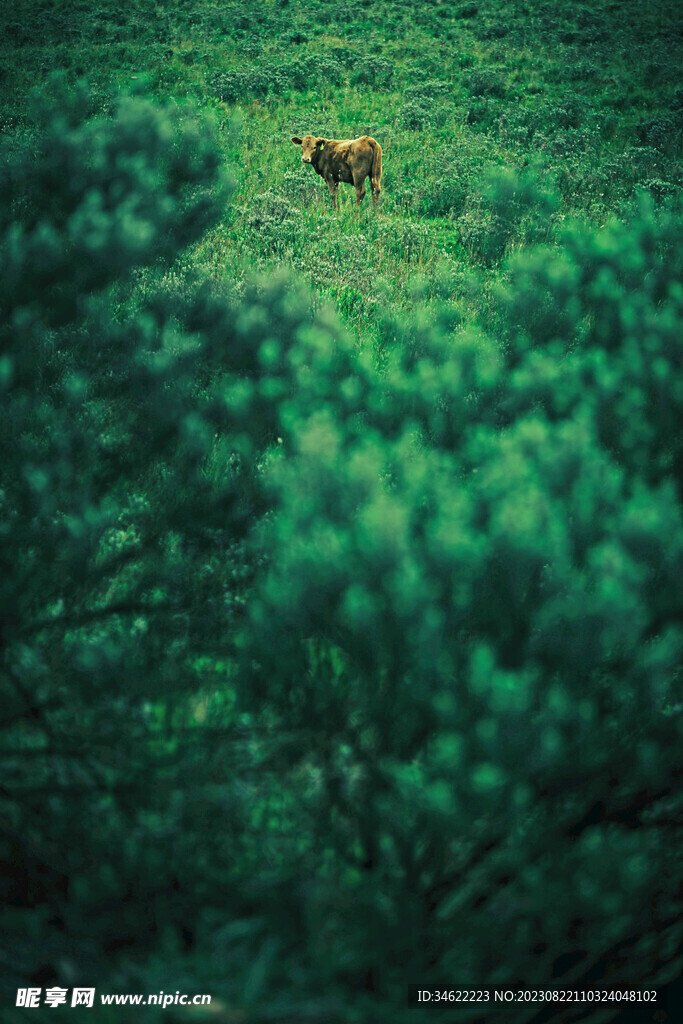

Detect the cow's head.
[{"left": 291, "top": 135, "right": 326, "bottom": 164}]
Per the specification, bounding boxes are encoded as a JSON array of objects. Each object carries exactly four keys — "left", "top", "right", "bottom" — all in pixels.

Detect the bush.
[
  {"left": 475, "top": 21, "right": 510, "bottom": 40},
  {"left": 637, "top": 113, "right": 681, "bottom": 149},
  {"left": 643, "top": 178, "right": 678, "bottom": 199},
  {"left": 240, "top": 194, "right": 683, "bottom": 1016},
  {"left": 213, "top": 58, "right": 310, "bottom": 103},
  {"left": 0, "top": 80, "right": 246, "bottom": 991},
  {"left": 242, "top": 189, "right": 302, "bottom": 262},
  {"left": 464, "top": 69, "right": 507, "bottom": 97},
  {"left": 281, "top": 168, "right": 321, "bottom": 207},
  {"left": 466, "top": 97, "right": 498, "bottom": 130},
  {"left": 404, "top": 80, "right": 452, "bottom": 103},
  {"left": 397, "top": 98, "right": 433, "bottom": 130},
  {"left": 351, "top": 55, "right": 394, "bottom": 88},
  {"left": 244, "top": 189, "right": 299, "bottom": 229},
  {"left": 458, "top": 166, "right": 559, "bottom": 265}
]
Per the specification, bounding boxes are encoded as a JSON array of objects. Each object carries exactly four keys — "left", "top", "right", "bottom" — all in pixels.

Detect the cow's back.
[{"left": 340, "top": 136, "right": 377, "bottom": 176}]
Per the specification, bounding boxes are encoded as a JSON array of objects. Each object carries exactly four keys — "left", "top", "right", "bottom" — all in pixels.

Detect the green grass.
[{"left": 2, "top": 0, "right": 680, "bottom": 348}]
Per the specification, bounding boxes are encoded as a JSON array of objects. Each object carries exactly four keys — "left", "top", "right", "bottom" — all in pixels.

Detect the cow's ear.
[
  {"left": 317, "top": 138, "right": 326, "bottom": 149},
  {"left": 291, "top": 137, "right": 303, "bottom": 145}
]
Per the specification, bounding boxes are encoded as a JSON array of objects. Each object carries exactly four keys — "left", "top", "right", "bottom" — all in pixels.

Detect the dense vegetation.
[{"left": 1, "top": 2, "right": 682, "bottom": 1022}]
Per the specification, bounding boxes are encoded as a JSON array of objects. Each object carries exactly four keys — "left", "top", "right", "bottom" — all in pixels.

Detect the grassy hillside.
[{"left": 2, "top": 0, "right": 681, "bottom": 339}]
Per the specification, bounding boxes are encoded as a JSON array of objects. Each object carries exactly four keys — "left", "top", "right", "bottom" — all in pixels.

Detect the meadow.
[
  {"left": 2, "top": 0, "right": 681, "bottom": 336},
  {"left": 1, "top": 2, "right": 682, "bottom": 1022}
]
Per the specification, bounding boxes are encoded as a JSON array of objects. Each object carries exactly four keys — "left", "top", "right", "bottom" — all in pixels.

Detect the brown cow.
[{"left": 291, "top": 134, "right": 382, "bottom": 208}]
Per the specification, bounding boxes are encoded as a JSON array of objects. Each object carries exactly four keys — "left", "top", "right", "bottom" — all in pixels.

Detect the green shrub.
[
  {"left": 464, "top": 69, "right": 507, "bottom": 97},
  {"left": 466, "top": 97, "right": 498, "bottom": 130},
  {"left": 239, "top": 192, "right": 683, "bottom": 1017},
  {"left": 281, "top": 168, "right": 321, "bottom": 207},
  {"left": 351, "top": 55, "right": 394, "bottom": 87},
  {"left": 397, "top": 98, "right": 433, "bottom": 130},
  {"left": 404, "top": 80, "right": 452, "bottom": 103},
  {"left": 459, "top": 166, "right": 559, "bottom": 265},
  {"left": 0, "top": 81, "right": 246, "bottom": 992},
  {"left": 213, "top": 58, "right": 310, "bottom": 103},
  {"left": 637, "top": 113, "right": 682, "bottom": 149}
]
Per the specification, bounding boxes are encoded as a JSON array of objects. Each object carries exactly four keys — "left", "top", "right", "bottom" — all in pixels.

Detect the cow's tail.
[{"left": 371, "top": 139, "right": 382, "bottom": 195}]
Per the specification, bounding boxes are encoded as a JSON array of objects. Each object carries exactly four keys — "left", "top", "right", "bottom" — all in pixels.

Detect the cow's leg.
[
  {"left": 353, "top": 171, "right": 367, "bottom": 206},
  {"left": 370, "top": 175, "right": 381, "bottom": 208},
  {"left": 326, "top": 178, "right": 338, "bottom": 209}
]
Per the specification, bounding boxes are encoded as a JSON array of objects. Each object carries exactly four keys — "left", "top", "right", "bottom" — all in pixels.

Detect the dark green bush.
[
  {"left": 0, "top": 82, "right": 248, "bottom": 997},
  {"left": 397, "top": 98, "right": 433, "bottom": 130},
  {"left": 466, "top": 98, "right": 498, "bottom": 130},
  {"left": 459, "top": 167, "right": 559, "bottom": 265},
  {"left": 404, "top": 80, "right": 453, "bottom": 103},
  {"left": 475, "top": 21, "right": 510, "bottom": 40},
  {"left": 637, "top": 113, "right": 681, "bottom": 148},
  {"left": 235, "top": 193, "right": 683, "bottom": 1019},
  {"left": 643, "top": 178, "right": 678, "bottom": 199},
  {"left": 213, "top": 59, "right": 310, "bottom": 103},
  {"left": 464, "top": 69, "right": 507, "bottom": 97},
  {"left": 351, "top": 55, "right": 394, "bottom": 88}
]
